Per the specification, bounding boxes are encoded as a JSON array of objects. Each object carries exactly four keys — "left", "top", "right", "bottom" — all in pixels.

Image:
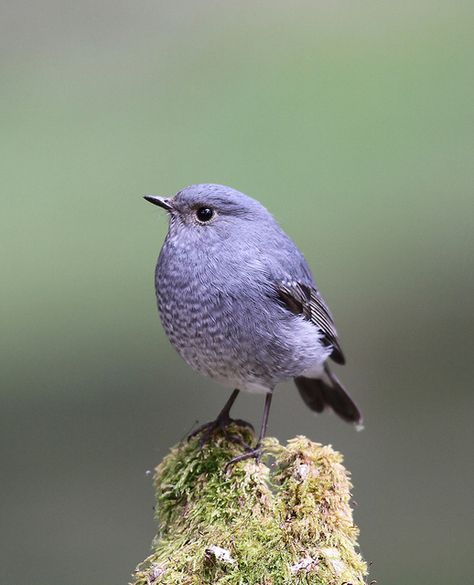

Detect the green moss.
[{"left": 131, "top": 425, "right": 367, "bottom": 585}]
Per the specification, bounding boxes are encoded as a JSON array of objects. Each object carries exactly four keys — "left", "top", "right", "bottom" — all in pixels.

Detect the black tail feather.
[{"left": 294, "top": 365, "right": 362, "bottom": 425}]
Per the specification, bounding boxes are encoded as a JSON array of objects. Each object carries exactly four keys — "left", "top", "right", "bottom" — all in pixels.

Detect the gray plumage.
[{"left": 146, "top": 183, "right": 362, "bottom": 429}]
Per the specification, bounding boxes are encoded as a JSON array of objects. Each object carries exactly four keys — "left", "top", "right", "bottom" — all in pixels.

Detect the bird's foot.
[
  {"left": 188, "top": 415, "right": 253, "bottom": 448},
  {"left": 225, "top": 443, "right": 264, "bottom": 469}
]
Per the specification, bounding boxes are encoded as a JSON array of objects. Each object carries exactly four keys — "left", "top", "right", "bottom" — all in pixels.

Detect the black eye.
[{"left": 196, "top": 207, "right": 214, "bottom": 222}]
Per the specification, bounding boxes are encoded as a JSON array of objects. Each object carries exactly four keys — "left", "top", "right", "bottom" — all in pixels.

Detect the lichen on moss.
[{"left": 131, "top": 424, "right": 367, "bottom": 585}]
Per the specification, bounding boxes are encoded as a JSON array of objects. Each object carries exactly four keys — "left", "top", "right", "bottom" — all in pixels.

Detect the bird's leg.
[
  {"left": 188, "top": 389, "right": 253, "bottom": 447},
  {"left": 225, "top": 392, "right": 273, "bottom": 468}
]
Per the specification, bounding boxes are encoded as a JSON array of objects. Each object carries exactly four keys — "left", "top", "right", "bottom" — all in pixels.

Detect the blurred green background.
[{"left": 1, "top": 1, "right": 473, "bottom": 584}]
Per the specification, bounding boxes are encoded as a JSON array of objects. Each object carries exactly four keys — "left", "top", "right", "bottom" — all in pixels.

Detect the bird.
[{"left": 144, "top": 184, "right": 362, "bottom": 465}]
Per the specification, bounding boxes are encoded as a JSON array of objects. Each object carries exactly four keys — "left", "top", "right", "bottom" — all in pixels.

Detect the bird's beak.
[{"left": 143, "top": 195, "right": 174, "bottom": 211}]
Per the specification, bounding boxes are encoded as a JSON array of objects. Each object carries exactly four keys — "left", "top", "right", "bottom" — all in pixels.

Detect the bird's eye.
[{"left": 196, "top": 207, "right": 214, "bottom": 222}]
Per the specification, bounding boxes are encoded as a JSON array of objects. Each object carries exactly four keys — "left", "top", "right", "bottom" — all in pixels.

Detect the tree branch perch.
[{"left": 130, "top": 424, "right": 367, "bottom": 584}]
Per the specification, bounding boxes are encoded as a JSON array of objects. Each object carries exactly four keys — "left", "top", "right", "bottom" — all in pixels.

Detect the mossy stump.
[{"left": 131, "top": 424, "right": 367, "bottom": 585}]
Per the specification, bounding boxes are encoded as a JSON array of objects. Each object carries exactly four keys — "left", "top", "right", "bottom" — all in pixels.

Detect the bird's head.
[{"left": 144, "top": 183, "right": 275, "bottom": 244}]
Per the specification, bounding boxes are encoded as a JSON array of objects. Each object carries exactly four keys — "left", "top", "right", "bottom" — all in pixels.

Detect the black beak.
[{"left": 143, "top": 195, "right": 174, "bottom": 211}]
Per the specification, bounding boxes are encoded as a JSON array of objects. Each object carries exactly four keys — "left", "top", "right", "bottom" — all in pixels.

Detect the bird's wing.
[{"left": 276, "top": 280, "right": 345, "bottom": 365}]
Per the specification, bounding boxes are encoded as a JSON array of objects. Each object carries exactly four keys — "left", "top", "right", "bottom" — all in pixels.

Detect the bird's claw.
[
  {"left": 229, "top": 418, "right": 254, "bottom": 431},
  {"left": 188, "top": 416, "right": 253, "bottom": 448},
  {"left": 225, "top": 444, "right": 264, "bottom": 470}
]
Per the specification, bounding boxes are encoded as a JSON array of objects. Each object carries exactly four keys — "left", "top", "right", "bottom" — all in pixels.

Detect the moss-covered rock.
[{"left": 131, "top": 425, "right": 367, "bottom": 585}]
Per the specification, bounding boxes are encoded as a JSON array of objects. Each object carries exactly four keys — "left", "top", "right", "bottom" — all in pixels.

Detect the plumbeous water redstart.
[{"left": 145, "top": 184, "right": 362, "bottom": 464}]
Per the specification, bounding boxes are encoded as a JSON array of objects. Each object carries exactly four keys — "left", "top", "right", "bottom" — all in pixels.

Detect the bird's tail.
[{"left": 294, "top": 364, "right": 363, "bottom": 427}]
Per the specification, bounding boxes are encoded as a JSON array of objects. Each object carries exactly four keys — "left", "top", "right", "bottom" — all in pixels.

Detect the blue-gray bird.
[{"left": 144, "top": 184, "right": 362, "bottom": 464}]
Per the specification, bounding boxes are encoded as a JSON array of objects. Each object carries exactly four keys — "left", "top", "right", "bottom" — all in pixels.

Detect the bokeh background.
[{"left": 2, "top": 1, "right": 473, "bottom": 584}]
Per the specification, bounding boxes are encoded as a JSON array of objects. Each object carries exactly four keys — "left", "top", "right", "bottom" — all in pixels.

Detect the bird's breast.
[
  {"left": 155, "top": 240, "right": 244, "bottom": 376},
  {"left": 154, "top": 237, "right": 329, "bottom": 388}
]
